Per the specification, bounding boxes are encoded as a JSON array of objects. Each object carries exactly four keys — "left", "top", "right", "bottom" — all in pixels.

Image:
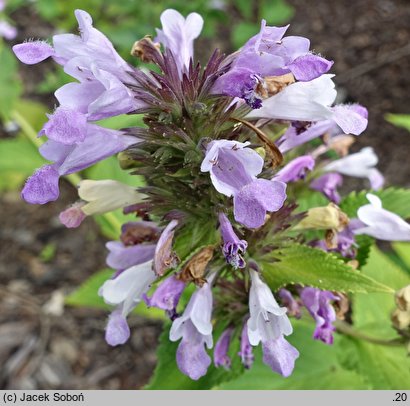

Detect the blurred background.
[{"left": 0, "top": 0, "right": 409, "bottom": 389}]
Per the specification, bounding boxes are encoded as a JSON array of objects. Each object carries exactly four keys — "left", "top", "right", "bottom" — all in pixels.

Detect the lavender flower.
[
  {"left": 218, "top": 213, "right": 247, "bottom": 268},
  {"left": 279, "top": 289, "right": 301, "bottom": 319},
  {"left": 273, "top": 155, "right": 315, "bottom": 183},
  {"left": 99, "top": 260, "right": 156, "bottom": 346},
  {"left": 323, "top": 147, "right": 384, "bottom": 190},
  {"left": 300, "top": 287, "right": 339, "bottom": 345},
  {"left": 238, "top": 321, "right": 254, "bottom": 369},
  {"left": 169, "top": 275, "right": 214, "bottom": 380},
  {"left": 145, "top": 274, "right": 185, "bottom": 320},
  {"left": 214, "top": 327, "right": 234, "bottom": 369},
  {"left": 310, "top": 173, "right": 343, "bottom": 204},
  {"left": 354, "top": 194, "right": 410, "bottom": 241},
  {"left": 156, "top": 9, "right": 203, "bottom": 77},
  {"left": 277, "top": 103, "right": 368, "bottom": 154},
  {"left": 248, "top": 270, "right": 299, "bottom": 376},
  {"left": 213, "top": 19, "right": 332, "bottom": 107},
  {"left": 201, "top": 140, "right": 286, "bottom": 228}
]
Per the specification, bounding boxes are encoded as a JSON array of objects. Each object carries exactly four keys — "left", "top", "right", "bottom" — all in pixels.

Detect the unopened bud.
[
  {"left": 391, "top": 308, "right": 410, "bottom": 331},
  {"left": 131, "top": 36, "right": 162, "bottom": 63},
  {"left": 294, "top": 203, "right": 349, "bottom": 232},
  {"left": 395, "top": 285, "right": 410, "bottom": 312}
]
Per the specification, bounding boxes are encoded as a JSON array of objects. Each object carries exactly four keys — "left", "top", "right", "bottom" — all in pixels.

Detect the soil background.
[{"left": 0, "top": 0, "right": 409, "bottom": 389}]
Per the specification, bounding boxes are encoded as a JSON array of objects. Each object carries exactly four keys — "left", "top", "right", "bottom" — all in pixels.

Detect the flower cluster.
[{"left": 13, "top": 9, "right": 410, "bottom": 380}]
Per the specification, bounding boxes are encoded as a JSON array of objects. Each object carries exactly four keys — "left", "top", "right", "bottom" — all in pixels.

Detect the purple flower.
[
  {"left": 273, "top": 155, "right": 315, "bottom": 183},
  {"left": 300, "top": 287, "right": 339, "bottom": 345},
  {"left": 213, "top": 19, "right": 332, "bottom": 107},
  {"left": 169, "top": 275, "right": 214, "bottom": 380},
  {"left": 238, "top": 321, "right": 254, "bottom": 369},
  {"left": 105, "top": 309, "right": 130, "bottom": 346},
  {"left": 99, "top": 260, "right": 157, "bottom": 346},
  {"left": 310, "top": 173, "right": 343, "bottom": 204},
  {"left": 156, "top": 9, "right": 203, "bottom": 77},
  {"left": 153, "top": 220, "right": 178, "bottom": 276},
  {"left": 247, "top": 269, "right": 299, "bottom": 376},
  {"left": 145, "top": 274, "right": 185, "bottom": 320},
  {"left": 214, "top": 327, "right": 234, "bottom": 369},
  {"left": 21, "top": 164, "right": 60, "bottom": 204},
  {"left": 354, "top": 194, "right": 410, "bottom": 241},
  {"left": 275, "top": 103, "right": 368, "bottom": 154},
  {"left": 262, "top": 336, "right": 300, "bottom": 377},
  {"left": 323, "top": 147, "right": 384, "bottom": 190},
  {"left": 279, "top": 289, "right": 301, "bottom": 319},
  {"left": 106, "top": 241, "right": 156, "bottom": 272},
  {"left": 218, "top": 213, "right": 248, "bottom": 269},
  {"left": 13, "top": 10, "right": 146, "bottom": 205},
  {"left": 22, "top": 127, "right": 136, "bottom": 204},
  {"left": 0, "top": 20, "right": 17, "bottom": 40},
  {"left": 201, "top": 140, "right": 286, "bottom": 228}
]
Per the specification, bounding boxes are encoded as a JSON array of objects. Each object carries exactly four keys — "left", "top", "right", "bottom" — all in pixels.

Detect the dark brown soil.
[{"left": 1, "top": 0, "right": 409, "bottom": 390}]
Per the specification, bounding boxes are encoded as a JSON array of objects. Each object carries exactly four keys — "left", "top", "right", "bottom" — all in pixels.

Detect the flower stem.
[{"left": 334, "top": 320, "right": 405, "bottom": 347}]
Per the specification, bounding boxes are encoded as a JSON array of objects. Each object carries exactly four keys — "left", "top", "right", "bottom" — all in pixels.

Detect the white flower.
[
  {"left": 354, "top": 194, "right": 410, "bottom": 241},
  {"left": 78, "top": 179, "right": 143, "bottom": 215},
  {"left": 323, "top": 147, "right": 384, "bottom": 190},
  {"left": 247, "top": 270, "right": 292, "bottom": 345},
  {"left": 99, "top": 260, "right": 156, "bottom": 315},
  {"left": 246, "top": 74, "right": 337, "bottom": 122},
  {"left": 99, "top": 260, "right": 157, "bottom": 347}
]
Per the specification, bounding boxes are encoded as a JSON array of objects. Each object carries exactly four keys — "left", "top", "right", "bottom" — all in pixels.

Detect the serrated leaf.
[
  {"left": 65, "top": 269, "right": 165, "bottom": 320},
  {"left": 339, "top": 337, "right": 410, "bottom": 389},
  {"left": 259, "top": 244, "right": 393, "bottom": 293},
  {"left": 146, "top": 323, "right": 244, "bottom": 390},
  {"left": 340, "top": 188, "right": 410, "bottom": 219}
]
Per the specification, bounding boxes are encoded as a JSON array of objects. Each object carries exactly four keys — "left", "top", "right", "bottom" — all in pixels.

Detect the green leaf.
[
  {"left": 386, "top": 113, "right": 410, "bottom": 132},
  {"left": 66, "top": 269, "right": 165, "bottom": 320},
  {"left": 340, "top": 188, "right": 410, "bottom": 219},
  {"left": 338, "top": 337, "right": 410, "bottom": 389},
  {"left": 259, "top": 244, "right": 393, "bottom": 293},
  {"left": 392, "top": 242, "right": 410, "bottom": 273},
  {"left": 146, "top": 323, "right": 244, "bottom": 390},
  {"left": 353, "top": 246, "right": 410, "bottom": 338},
  {"left": 219, "top": 320, "right": 369, "bottom": 389}
]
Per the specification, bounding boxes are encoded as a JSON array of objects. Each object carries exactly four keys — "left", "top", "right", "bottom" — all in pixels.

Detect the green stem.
[
  {"left": 11, "top": 109, "right": 122, "bottom": 235},
  {"left": 335, "top": 320, "right": 405, "bottom": 347}
]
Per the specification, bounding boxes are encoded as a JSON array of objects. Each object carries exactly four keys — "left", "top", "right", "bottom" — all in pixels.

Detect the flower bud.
[
  {"left": 395, "top": 285, "right": 410, "bottom": 312},
  {"left": 391, "top": 308, "right": 410, "bottom": 331},
  {"left": 294, "top": 203, "right": 349, "bottom": 232}
]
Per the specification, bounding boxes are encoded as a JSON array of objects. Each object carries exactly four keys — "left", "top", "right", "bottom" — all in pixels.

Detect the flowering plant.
[{"left": 12, "top": 8, "right": 410, "bottom": 386}]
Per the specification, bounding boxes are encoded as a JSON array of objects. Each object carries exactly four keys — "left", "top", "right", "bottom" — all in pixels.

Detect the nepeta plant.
[{"left": 13, "top": 9, "right": 410, "bottom": 381}]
